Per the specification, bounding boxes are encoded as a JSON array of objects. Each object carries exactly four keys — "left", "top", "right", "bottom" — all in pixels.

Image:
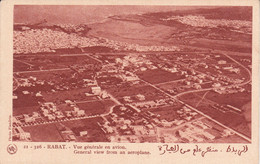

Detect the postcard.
[{"left": 0, "top": 0, "right": 259, "bottom": 163}]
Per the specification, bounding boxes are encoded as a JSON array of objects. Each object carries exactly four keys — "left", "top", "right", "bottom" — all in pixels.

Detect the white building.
[
  {"left": 91, "top": 86, "right": 101, "bottom": 95},
  {"left": 79, "top": 131, "right": 88, "bottom": 136},
  {"left": 135, "top": 94, "right": 145, "bottom": 101}
]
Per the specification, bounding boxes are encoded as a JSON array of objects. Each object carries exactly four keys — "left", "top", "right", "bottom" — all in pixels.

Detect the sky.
[{"left": 14, "top": 5, "right": 217, "bottom": 24}]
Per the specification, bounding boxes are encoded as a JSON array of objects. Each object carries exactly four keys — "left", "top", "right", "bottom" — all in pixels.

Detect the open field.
[
  {"left": 189, "top": 38, "right": 251, "bottom": 53},
  {"left": 205, "top": 91, "right": 251, "bottom": 109},
  {"left": 62, "top": 117, "right": 108, "bottom": 142},
  {"left": 42, "top": 88, "right": 98, "bottom": 104},
  {"left": 108, "top": 84, "right": 166, "bottom": 101},
  {"left": 23, "top": 124, "right": 64, "bottom": 142},
  {"left": 15, "top": 69, "right": 72, "bottom": 80},
  {"left": 14, "top": 54, "right": 100, "bottom": 71},
  {"left": 76, "top": 100, "right": 115, "bottom": 115},
  {"left": 137, "top": 69, "right": 184, "bottom": 84},
  {"left": 13, "top": 105, "right": 40, "bottom": 116},
  {"left": 13, "top": 95, "right": 40, "bottom": 108},
  {"left": 147, "top": 105, "right": 183, "bottom": 122},
  {"left": 13, "top": 60, "right": 31, "bottom": 72}
]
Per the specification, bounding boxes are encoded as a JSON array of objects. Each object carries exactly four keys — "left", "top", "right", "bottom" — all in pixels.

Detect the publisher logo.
[{"left": 7, "top": 144, "right": 17, "bottom": 155}]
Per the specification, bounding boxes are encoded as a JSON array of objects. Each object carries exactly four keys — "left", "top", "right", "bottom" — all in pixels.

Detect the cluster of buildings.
[
  {"left": 13, "top": 112, "right": 43, "bottom": 128},
  {"left": 12, "top": 126, "right": 31, "bottom": 141},
  {"left": 14, "top": 76, "right": 49, "bottom": 91},
  {"left": 14, "top": 101, "right": 86, "bottom": 129},
  {"left": 131, "top": 98, "right": 174, "bottom": 109},
  {"left": 56, "top": 123, "right": 77, "bottom": 142},
  {"left": 182, "top": 74, "right": 204, "bottom": 87},
  {"left": 98, "top": 99, "right": 236, "bottom": 143},
  {"left": 12, "top": 36, "right": 249, "bottom": 143},
  {"left": 40, "top": 102, "right": 64, "bottom": 120},
  {"left": 96, "top": 101, "right": 204, "bottom": 143},
  {"left": 115, "top": 54, "right": 150, "bottom": 68},
  {"left": 161, "top": 118, "right": 235, "bottom": 143},
  {"left": 13, "top": 76, "right": 45, "bottom": 100},
  {"left": 176, "top": 121, "right": 216, "bottom": 142},
  {"left": 115, "top": 54, "right": 179, "bottom": 76},
  {"left": 15, "top": 76, "right": 38, "bottom": 87},
  {"left": 46, "top": 101, "right": 85, "bottom": 119},
  {"left": 83, "top": 80, "right": 110, "bottom": 99},
  {"left": 213, "top": 85, "right": 246, "bottom": 95},
  {"left": 100, "top": 105, "right": 159, "bottom": 142},
  {"left": 13, "top": 27, "right": 179, "bottom": 54},
  {"left": 104, "top": 52, "right": 246, "bottom": 100},
  {"left": 152, "top": 106, "right": 198, "bottom": 128},
  {"left": 95, "top": 62, "right": 140, "bottom": 89},
  {"left": 177, "top": 56, "right": 245, "bottom": 90},
  {"left": 122, "top": 94, "right": 146, "bottom": 103},
  {"left": 163, "top": 15, "right": 252, "bottom": 34},
  {"left": 13, "top": 29, "right": 101, "bottom": 54},
  {"left": 115, "top": 54, "right": 159, "bottom": 73},
  {"left": 15, "top": 66, "right": 106, "bottom": 100}
]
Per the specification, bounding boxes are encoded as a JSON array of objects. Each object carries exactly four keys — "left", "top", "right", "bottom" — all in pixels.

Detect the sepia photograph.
[
  {"left": 0, "top": 0, "right": 259, "bottom": 164},
  {"left": 0, "top": 0, "right": 260, "bottom": 164},
  {"left": 12, "top": 5, "right": 252, "bottom": 143}
]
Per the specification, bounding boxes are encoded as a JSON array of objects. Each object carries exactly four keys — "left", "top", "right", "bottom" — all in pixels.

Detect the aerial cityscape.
[{"left": 12, "top": 6, "right": 252, "bottom": 143}]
